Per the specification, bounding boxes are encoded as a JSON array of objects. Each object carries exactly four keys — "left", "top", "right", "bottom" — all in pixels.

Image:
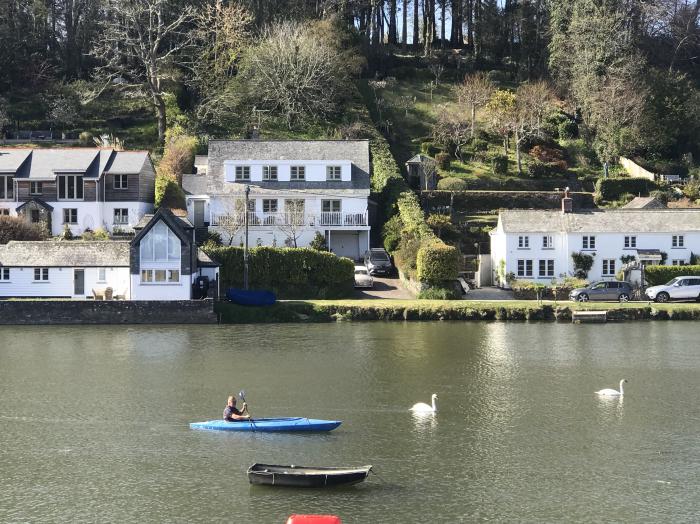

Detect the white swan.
[
  {"left": 410, "top": 394, "right": 438, "bottom": 413},
  {"left": 596, "top": 379, "right": 628, "bottom": 396}
]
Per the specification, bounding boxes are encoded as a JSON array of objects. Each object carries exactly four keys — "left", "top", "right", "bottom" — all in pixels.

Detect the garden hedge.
[
  {"left": 416, "top": 243, "right": 460, "bottom": 283},
  {"left": 644, "top": 265, "right": 700, "bottom": 286},
  {"left": 595, "top": 177, "right": 659, "bottom": 202},
  {"left": 204, "top": 246, "right": 355, "bottom": 299}
]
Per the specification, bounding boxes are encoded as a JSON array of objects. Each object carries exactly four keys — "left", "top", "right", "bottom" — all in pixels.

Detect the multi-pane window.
[
  {"left": 326, "top": 166, "right": 342, "bottom": 181},
  {"left": 34, "top": 268, "right": 49, "bottom": 281},
  {"left": 624, "top": 236, "right": 637, "bottom": 248},
  {"left": 672, "top": 235, "right": 684, "bottom": 248},
  {"left": 290, "top": 166, "right": 305, "bottom": 181},
  {"left": 538, "top": 259, "right": 554, "bottom": 277},
  {"left": 602, "top": 259, "right": 616, "bottom": 276},
  {"left": 114, "top": 174, "right": 128, "bottom": 189},
  {"left": 263, "top": 166, "right": 278, "bottom": 181},
  {"left": 262, "top": 199, "right": 278, "bottom": 213},
  {"left": 582, "top": 235, "right": 596, "bottom": 249},
  {"left": 63, "top": 208, "right": 78, "bottom": 224},
  {"left": 57, "top": 175, "right": 83, "bottom": 200},
  {"left": 0, "top": 267, "right": 10, "bottom": 281},
  {"left": 235, "top": 166, "right": 250, "bottom": 181},
  {"left": 0, "top": 176, "right": 13, "bottom": 200},
  {"left": 140, "top": 269, "right": 180, "bottom": 284},
  {"left": 140, "top": 222, "right": 181, "bottom": 262},
  {"left": 30, "top": 182, "right": 42, "bottom": 195},
  {"left": 114, "top": 208, "right": 129, "bottom": 225},
  {"left": 518, "top": 236, "right": 530, "bottom": 249},
  {"left": 542, "top": 235, "right": 553, "bottom": 249},
  {"left": 98, "top": 268, "right": 107, "bottom": 281},
  {"left": 672, "top": 260, "right": 686, "bottom": 266},
  {"left": 321, "top": 200, "right": 341, "bottom": 213},
  {"left": 517, "top": 259, "right": 533, "bottom": 277}
]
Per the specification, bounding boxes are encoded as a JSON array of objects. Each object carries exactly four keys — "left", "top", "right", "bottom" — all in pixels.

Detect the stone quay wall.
[{"left": 0, "top": 300, "right": 217, "bottom": 325}]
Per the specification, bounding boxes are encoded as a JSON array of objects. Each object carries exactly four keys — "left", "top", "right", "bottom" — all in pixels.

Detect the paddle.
[{"left": 239, "top": 390, "right": 257, "bottom": 431}]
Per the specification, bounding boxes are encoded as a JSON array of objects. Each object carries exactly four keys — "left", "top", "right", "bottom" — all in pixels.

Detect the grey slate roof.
[
  {"left": 0, "top": 150, "right": 31, "bottom": 172},
  {"left": 0, "top": 241, "right": 130, "bottom": 267},
  {"left": 182, "top": 174, "right": 208, "bottom": 195},
  {"left": 197, "top": 249, "right": 219, "bottom": 267},
  {"left": 205, "top": 140, "right": 370, "bottom": 195},
  {"left": 623, "top": 196, "right": 667, "bottom": 209},
  {"left": 104, "top": 151, "right": 149, "bottom": 174},
  {"left": 498, "top": 209, "right": 700, "bottom": 233},
  {"left": 135, "top": 212, "right": 193, "bottom": 230}
]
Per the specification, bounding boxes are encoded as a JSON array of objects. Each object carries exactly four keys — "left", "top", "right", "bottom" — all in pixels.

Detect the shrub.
[
  {"left": 158, "top": 134, "right": 197, "bottom": 184},
  {"left": 435, "top": 152, "right": 451, "bottom": 169},
  {"left": 527, "top": 161, "right": 559, "bottom": 178},
  {"left": 471, "top": 138, "right": 489, "bottom": 151},
  {"left": 155, "top": 173, "right": 186, "bottom": 209},
  {"left": 437, "top": 177, "right": 468, "bottom": 191},
  {"left": 204, "top": 246, "right": 355, "bottom": 299},
  {"left": 416, "top": 243, "right": 459, "bottom": 283},
  {"left": 683, "top": 179, "right": 700, "bottom": 200},
  {"left": 81, "top": 227, "right": 109, "bottom": 241},
  {"left": 595, "top": 177, "right": 659, "bottom": 202},
  {"left": 571, "top": 251, "right": 595, "bottom": 279},
  {"left": 644, "top": 265, "right": 700, "bottom": 286},
  {"left": 78, "top": 131, "right": 93, "bottom": 146},
  {"left": 558, "top": 120, "right": 579, "bottom": 139},
  {"left": 490, "top": 154, "right": 508, "bottom": 176},
  {"left": 309, "top": 231, "right": 328, "bottom": 251},
  {"left": 529, "top": 144, "right": 566, "bottom": 164},
  {"left": 0, "top": 216, "right": 48, "bottom": 244},
  {"left": 420, "top": 141, "right": 440, "bottom": 156},
  {"left": 418, "top": 285, "right": 462, "bottom": 300},
  {"left": 59, "top": 223, "right": 74, "bottom": 240},
  {"left": 382, "top": 214, "right": 403, "bottom": 253}
]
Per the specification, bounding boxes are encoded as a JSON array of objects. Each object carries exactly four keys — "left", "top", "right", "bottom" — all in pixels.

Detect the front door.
[
  {"left": 194, "top": 200, "right": 205, "bottom": 227},
  {"left": 74, "top": 269, "right": 85, "bottom": 296}
]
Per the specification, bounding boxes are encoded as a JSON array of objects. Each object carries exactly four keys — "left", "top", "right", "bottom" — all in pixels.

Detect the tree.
[
  {"left": 397, "top": 95, "right": 416, "bottom": 117},
  {"left": 278, "top": 199, "right": 306, "bottom": 248},
  {"left": 0, "top": 216, "right": 47, "bottom": 244},
  {"left": 429, "top": 62, "right": 445, "bottom": 85},
  {"left": 486, "top": 89, "right": 518, "bottom": 156},
  {"left": 309, "top": 231, "right": 328, "bottom": 251},
  {"left": 457, "top": 72, "right": 495, "bottom": 137},
  {"left": 432, "top": 109, "right": 472, "bottom": 162},
  {"left": 92, "top": 0, "right": 196, "bottom": 141},
  {"left": 426, "top": 213, "right": 457, "bottom": 239},
  {"left": 216, "top": 198, "right": 246, "bottom": 245}
]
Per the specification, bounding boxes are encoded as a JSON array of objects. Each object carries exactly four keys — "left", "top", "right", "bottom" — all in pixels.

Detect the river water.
[{"left": 1, "top": 322, "right": 699, "bottom": 523}]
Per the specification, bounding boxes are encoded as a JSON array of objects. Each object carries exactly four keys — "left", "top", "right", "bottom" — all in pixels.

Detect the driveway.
[
  {"left": 354, "top": 275, "right": 415, "bottom": 299},
  {"left": 465, "top": 286, "right": 515, "bottom": 301}
]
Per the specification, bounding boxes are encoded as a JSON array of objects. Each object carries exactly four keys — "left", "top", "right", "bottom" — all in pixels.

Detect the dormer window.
[
  {"left": 291, "top": 166, "right": 305, "bottom": 181},
  {"left": 235, "top": 166, "right": 250, "bottom": 181},
  {"left": 30, "top": 182, "right": 43, "bottom": 195},
  {"left": 518, "top": 236, "right": 529, "bottom": 249},
  {"left": 114, "top": 174, "right": 128, "bottom": 189},
  {"left": 672, "top": 235, "right": 684, "bottom": 248},
  {"left": 57, "top": 174, "right": 83, "bottom": 200},
  {"left": 326, "top": 166, "right": 342, "bottom": 181},
  {"left": 263, "top": 165, "right": 278, "bottom": 181},
  {"left": 542, "top": 235, "right": 552, "bottom": 249},
  {"left": 582, "top": 235, "right": 596, "bottom": 250}
]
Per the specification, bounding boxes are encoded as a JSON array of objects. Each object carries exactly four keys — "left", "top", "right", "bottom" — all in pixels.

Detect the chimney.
[{"left": 562, "top": 186, "right": 573, "bottom": 213}]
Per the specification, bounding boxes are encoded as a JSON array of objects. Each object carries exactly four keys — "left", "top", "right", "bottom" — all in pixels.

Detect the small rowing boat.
[
  {"left": 248, "top": 463, "right": 372, "bottom": 488},
  {"left": 189, "top": 417, "right": 341, "bottom": 432}
]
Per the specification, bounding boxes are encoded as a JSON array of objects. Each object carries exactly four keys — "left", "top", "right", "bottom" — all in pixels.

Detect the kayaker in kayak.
[{"left": 223, "top": 395, "right": 251, "bottom": 422}]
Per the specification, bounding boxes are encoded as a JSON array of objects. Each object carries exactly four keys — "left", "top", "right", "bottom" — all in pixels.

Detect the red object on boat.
[{"left": 286, "top": 516, "right": 342, "bottom": 524}]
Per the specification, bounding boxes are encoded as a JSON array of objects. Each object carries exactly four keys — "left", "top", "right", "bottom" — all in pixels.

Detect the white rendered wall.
[
  {"left": 130, "top": 274, "right": 191, "bottom": 300},
  {"left": 0, "top": 266, "right": 129, "bottom": 298},
  {"left": 82, "top": 267, "right": 131, "bottom": 299},
  {"left": 224, "top": 160, "right": 353, "bottom": 183}
]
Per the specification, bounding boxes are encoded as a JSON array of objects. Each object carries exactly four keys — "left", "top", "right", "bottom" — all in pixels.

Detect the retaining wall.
[{"left": 0, "top": 300, "right": 217, "bottom": 325}]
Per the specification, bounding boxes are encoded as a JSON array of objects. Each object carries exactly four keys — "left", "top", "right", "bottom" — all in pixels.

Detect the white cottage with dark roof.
[
  {"left": 490, "top": 194, "right": 700, "bottom": 286},
  {"left": 0, "top": 148, "right": 155, "bottom": 236},
  {"left": 183, "top": 140, "right": 371, "bottom": 260}
]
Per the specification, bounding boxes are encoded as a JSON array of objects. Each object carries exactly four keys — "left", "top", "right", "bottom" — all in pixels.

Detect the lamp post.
[{"left": 243, "top": 185, "right": 250, "bottom": 290}]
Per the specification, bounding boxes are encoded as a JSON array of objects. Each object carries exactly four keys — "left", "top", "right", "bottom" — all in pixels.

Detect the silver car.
[
  {"left": 354, "top": 266, "right": 374, "bottom": 288},
  {"left": 645, "top": 276, "right": 700, "bottom": 303},
  {"left": 569, "top": 281, "right": 633, "bottom": 302}
]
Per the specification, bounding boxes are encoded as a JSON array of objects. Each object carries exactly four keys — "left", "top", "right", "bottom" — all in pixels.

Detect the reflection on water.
[{"left": 1, "top": 322, "right": 700, "bottom": 523}]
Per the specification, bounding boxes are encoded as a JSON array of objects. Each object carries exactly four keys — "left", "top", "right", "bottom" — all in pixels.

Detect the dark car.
[
  {"left": 364, "top": 248, "right": 393, "bottom": 276},
  {"left": 569, "top": 280, "right": 633, "bottom": 302}
]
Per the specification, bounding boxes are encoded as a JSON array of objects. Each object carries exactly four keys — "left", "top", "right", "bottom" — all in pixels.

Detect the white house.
[
  {"left": 0, "top": 209, "right": 219, "bottom": 300},
  {"left": 490, "top": 194, "right": 700, "bottom": 286},
  {"left": 0, "top": 148, "right": 155, "bottom": 236},
  {"left": 182, "top": 140, "right": 372, "bottom": 260}
]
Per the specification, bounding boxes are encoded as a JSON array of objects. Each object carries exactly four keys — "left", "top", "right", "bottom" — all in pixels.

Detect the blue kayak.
[{"left": 189, "top": 417, "right": 341, "bottom": 432}]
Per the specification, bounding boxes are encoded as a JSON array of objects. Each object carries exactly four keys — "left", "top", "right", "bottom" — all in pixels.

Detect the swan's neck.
[
  {"left": 619, "top": 380, "right": 625, "bottom": 394},
  {"left": 431, "top": 397, "right": 437, "bottom": 411}
]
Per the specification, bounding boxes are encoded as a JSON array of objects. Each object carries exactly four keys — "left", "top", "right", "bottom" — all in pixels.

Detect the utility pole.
[{"left": 243, "top": 185, "right": 250, "bottom": 290}]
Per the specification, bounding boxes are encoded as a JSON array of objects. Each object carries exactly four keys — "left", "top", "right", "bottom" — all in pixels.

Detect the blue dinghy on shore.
[
  {"left": 189, "top": 417, "right": 342, "bottom": 432},
  {"left": 226, "top": 288, "right": 276, "bottom": 306}
]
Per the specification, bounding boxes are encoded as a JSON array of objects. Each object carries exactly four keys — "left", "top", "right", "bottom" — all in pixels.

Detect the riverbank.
[{"left": 215, "top": 299, "right": 700, "bottom": 323}]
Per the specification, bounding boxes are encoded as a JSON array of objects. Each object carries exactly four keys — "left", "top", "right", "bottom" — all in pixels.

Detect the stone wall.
[{"left": 0, "top": 300, "right": 217, "bottom": 325}]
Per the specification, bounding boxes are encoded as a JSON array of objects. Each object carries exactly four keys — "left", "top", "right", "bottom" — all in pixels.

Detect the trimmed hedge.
[
  {"left": 417, "top": 243, "right": 460, "bottom": 282},
  {"left": 645, "top": 265, "right": 700, "bottom": 286},
  {"left": 422, "top": 190, "right": 595, "bottom": 214},
  {"left": 204, "top": 246, "right": 355, "bottom": 299},
  {"left": 595, "top": 177, "right": 659, "bottom": 202}
]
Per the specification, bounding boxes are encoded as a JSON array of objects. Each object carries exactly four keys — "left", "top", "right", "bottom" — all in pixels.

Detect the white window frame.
[
  {"left": 30, "top": 181, "right": 43, "bottom": 195},
  {"left": 235, "top": 166, "right": 250, "bottom": 181},
  {"left": 672, "top": 260, "right": 685, "bottom": 266},
  {"left": 98, "top": 268, "right": 107, "bottom": 282},
  {"left": 140, "top": 269, "right": 180, "bottom": 284},
  {"left": 321, "top": 199, "right": 341, "bottom": 213},
  {"left": 582, "top": 235, "right": 596, "bottom": 250},
  {"left": 602, "top": 259, "right": 616, "bottom": 276},
  {"left": 0, "top": 175, "right": 14, "bottom": 200},
  {"left": 518, "top": 236, "right": 530, "bottom": 249},
  {"left": 263, "top": 165, "right": 278, "bottom": 181},
  {"left": 326, "top": 165, "right": 342, "bottom": 181},
  {"left": 63, "top": 208, "right": 78, "bottom": 224},
  {"left": 624, "top": 235, "right": 636, "bottom": 248},
  {"left": 262, "top": 199, "right": 278, "bottom": 214},
  {"left": 290, "top": 166, "right": 306, "bottom": 181},
  {"left": 672, "top": 235, "right": 684, "bottom": 248},
  {"left": 57, "top": 174, "right": 84, "bottom": 200},
  {"left": 542, "top": 235, "right": 553, "bottom": 249},
  {"left": 538, "top": 259, "right": 554, "bottom": 277},
  {"left": 139, "top": 221, "right": 181, "bottom": 263},
  {"left": 517, "top": 259, "right": 533, "bottom": 278},
  {"left": 34, "top": 268, "right": 49, "bottom": 281},
  {"left": 113, "top": 174, "right": 128, "bottom": 189},
  {"left": 114, "top": 208, "right": 129, "bottom": 225},
  {"left": 0, "top": 267, "right": 9, "bottom": 281}
]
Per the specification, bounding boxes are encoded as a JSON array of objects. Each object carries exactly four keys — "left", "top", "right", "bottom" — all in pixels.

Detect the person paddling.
[{"left": 223, "top": 395, "right": 251, "bottom": 422}]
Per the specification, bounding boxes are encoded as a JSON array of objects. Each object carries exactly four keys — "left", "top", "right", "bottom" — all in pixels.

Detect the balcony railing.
[{"left": 211, "top": 211, "right": 367, "bottom": 228}]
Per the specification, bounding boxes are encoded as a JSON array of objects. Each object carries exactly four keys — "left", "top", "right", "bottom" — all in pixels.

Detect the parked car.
[
  {"left": 569, "top": 280, "right": 633, "bottom": 302},
  {"left": 645, "top": 276, "right": 700, "bottom": 303},
  {"left": 364, "top": 248, "right": 393, "bottom": 276},
  {"left": 354, "top": 266, "right": 374, "bottom": 289}
]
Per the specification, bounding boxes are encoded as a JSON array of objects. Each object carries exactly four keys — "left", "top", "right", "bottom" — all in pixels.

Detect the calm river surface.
[{"left": 1, "top": 323, "right": 699, "bottom": 523}]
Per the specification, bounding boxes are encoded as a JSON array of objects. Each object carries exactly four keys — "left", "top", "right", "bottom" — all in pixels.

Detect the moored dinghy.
[
  {"left": 248, "top": 463, "right": 373, "bottom": 488},
  {"left": 189, "top": 417, "right": 341, "bottom": 432}
]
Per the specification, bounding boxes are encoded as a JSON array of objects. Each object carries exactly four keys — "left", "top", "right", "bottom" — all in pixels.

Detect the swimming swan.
[
  {"left": 596, "top": 379, "right": 627, "bottom": 396},
  {"left": 410, "top": 394, "right": 438, "bottom": 413}
]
